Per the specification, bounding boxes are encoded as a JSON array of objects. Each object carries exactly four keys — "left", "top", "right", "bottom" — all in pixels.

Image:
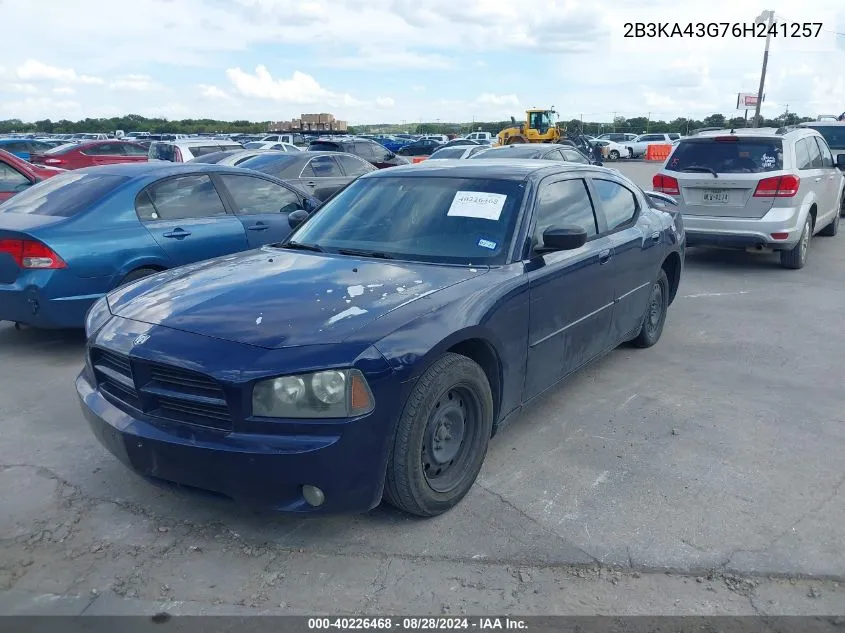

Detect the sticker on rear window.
[
  {"left": 477, "top": 238, "right": 497, "bottom": 250},
  {"left": 447, "top": 191, "right": 506, "bottom": 221},
  {"left": 761, "top": 153, "right": 775, "bottom": 168}
]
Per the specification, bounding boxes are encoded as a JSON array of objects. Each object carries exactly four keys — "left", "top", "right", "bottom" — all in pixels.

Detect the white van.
[
  {"left": 148, "top": 139, "right": 244, "bottom": 162},
  {"left": 466, "top": 131, "right": 493, "bottom": 142}
]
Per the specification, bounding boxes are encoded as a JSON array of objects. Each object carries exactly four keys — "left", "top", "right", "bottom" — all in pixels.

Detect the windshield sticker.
[
  {"left": 447, "top": 191, "right": 507, "bottom": 221},
  {"left": 477, "top": 238, "right": 497, "bottom": 250},
  {"left": 761, "top": 153, "right": 776, "bottom": 168}
]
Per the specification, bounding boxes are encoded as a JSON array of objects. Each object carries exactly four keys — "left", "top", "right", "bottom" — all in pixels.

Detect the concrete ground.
[{"left": 1, "top": 159, "right": 843, "bottom": 616}]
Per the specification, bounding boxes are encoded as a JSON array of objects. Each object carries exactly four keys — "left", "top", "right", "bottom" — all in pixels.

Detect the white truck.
[{"left": 465, "top": 131, "right": 493, "bottom": 142}]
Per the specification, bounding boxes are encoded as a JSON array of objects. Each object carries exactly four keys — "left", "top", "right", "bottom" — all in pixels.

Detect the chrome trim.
[
  {"left": 529, "top": 302, "right": 614, "bottom": 348},
  {"left": 616, "top": 281, "right": 651, "bottom": 302}
]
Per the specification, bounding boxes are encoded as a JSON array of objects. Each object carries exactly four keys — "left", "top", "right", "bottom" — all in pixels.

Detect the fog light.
[
  {"left": 771, "top": 232, "right": 789, "bottom": 240},
  {"left": 302, "top": 485, "right": 325, "bottom": 507}
]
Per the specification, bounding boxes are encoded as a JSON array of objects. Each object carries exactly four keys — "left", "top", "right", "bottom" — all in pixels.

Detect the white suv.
[
  {"left": 652, "top": 128, "right": 845, "bottom": 269},
  {"left": 148, "top": 139, "right": 244, "bottom": 162}
]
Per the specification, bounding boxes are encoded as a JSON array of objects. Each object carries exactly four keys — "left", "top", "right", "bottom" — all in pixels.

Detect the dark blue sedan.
[
  {"left": 76, "top": 160, "right": 685, "bottom": 516},
  {"left": 0, "top": 163, "right": 319, "bottom": 329}
]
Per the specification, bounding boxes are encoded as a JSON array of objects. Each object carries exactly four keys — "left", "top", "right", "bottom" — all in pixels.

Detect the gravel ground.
[{"left": 1, "top": 159, "right": 843, "bottom": 615}]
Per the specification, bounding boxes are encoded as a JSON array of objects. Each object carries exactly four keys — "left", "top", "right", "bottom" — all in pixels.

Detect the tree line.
[{"left": 0, "top": 111, "right": 816, "bottom": 136}]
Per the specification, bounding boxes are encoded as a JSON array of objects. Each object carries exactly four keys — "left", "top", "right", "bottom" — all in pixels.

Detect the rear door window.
[
  {"left": 217, "top": 174, "right": 301, "bottom": 214},
  {"left": 190, "top": 145, "right": 224, "bottom": 158},
  {"left": 0, "top": 172, "right": 130, "bottom": 217},
  {"left": 137, "top": 174, "right": 228, "bottom": 221},
  {"left": 795, "top": 139, "right": 813, "bottom": 171},
  {"left": 815, "top": 137, "right": 834, "bottom": 168},
  {"left": 562, "top": 149, "right": 589, "bottom": 164},
  {"left": 591, "top": 179, "right": 639, "bottom": 232},
  {"left": 665, "top": 138, "right": 784, "bottom": 173},
  {"left": 805, "top": 137, "right": 824, "bottom": 168},
  {"left": 336, "top": 154, "right": 374, "bottom": 176},
  {"left": 301, "top": 156, "right": 343, "bottom": 177}
]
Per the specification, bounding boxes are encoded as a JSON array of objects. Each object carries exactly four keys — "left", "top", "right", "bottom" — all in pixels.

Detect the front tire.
[
  {"left": 384, "top": 353, "right": 494, "bottom": 517},
  {"left": 609, "top": 150, "right": 620, "bottom": 160},
  {"left": 780, "top": 215, "right": 812, "bottom": 269},
  {"left": 118, "top": 267, "right": 159, "bottom": 287},
  {"left": 631, "top": 270, "right": 669, "bottom": 348}
]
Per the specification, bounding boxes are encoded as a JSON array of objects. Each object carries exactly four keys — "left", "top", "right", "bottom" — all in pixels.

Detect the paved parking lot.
[{"left": 1, "top": 159, "right": 844, "bottom": 616}]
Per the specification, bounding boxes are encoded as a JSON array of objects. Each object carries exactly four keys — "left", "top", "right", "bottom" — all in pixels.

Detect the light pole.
[{"left": 753, "top": 10, "right": 775, "bottom": 127}]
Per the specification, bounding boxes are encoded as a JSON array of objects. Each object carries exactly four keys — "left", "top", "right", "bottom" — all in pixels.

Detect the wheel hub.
[{"left": 428, "top": 403, "right": 465, "bottom": 465}]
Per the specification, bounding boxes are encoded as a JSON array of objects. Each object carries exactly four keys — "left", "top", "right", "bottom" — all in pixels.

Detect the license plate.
[{"left": 703, "top": 189, "right": 729, "bottom": 203}]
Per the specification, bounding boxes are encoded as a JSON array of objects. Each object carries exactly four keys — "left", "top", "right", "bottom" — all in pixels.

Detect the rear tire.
[
  {"left": 780, "top": 215, "right": 812, "bottom": 269},
  {"left": 609, "top": 150, "right": 620, "bottom": 160},
  {"left": 383, "top": 353, "right": 494, "bottom": 517},
  {"left": 118, "top": 267, "right": 159, "bottom": 287},
  {"left": 819, "top": 209, "right": 839, "bottom": 237},
  {"left": 631, "top": 270, "right": 669, "bottom": 348}
]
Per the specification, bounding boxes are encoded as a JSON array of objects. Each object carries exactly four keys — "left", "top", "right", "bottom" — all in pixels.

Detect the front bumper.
[
  {"left": 76, "top": 319, "right": 401, "bottom": 514},
  {"left": 681, "top": 205, "right": 805, "bottom": 250}
]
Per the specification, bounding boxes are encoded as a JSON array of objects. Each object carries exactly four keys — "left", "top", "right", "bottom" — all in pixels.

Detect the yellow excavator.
[{"left": 496, "top": 107, "right": 562, "bottom": 145}]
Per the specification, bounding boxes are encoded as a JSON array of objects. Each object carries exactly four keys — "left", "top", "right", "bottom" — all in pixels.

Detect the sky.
[{"left": 1, "top": 0, "right": 844, "bottom": 126}]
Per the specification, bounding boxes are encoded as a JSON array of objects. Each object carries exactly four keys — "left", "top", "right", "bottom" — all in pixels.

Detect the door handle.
[
  {"left": 162, "top": 229, "right": 191, "bottom": 239},
  {"left": 305, "top": 181, "right": 317, "bottom": 187},
  {"left": 599, "top": 248, "right": 612, "bottom": 264},
  {"left": 247, "top": 224, "right": 269, "bottom": 231}
]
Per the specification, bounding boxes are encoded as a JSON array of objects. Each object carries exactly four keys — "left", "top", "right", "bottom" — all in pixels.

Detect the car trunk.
[{"left": 674, "top": 173, "right": 777, "bottom": 218}]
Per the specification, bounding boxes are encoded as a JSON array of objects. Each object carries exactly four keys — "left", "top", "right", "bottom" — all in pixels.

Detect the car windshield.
[
  {"left": 664, "top": 138, "right": 784, "bottom": 173},
  {"left": 148, "top": 142, "right": 176, "bottom": 161},
  {"left": 805, "top": 125, "right": 845, "bottom": 150},
  {"left": 288, "top": 176, "right": 528, "bottom": 265},
  {"left": 237, "top": 153, "right": 301, "bottom": 175},
  {"left": 0, "top": 173, "right": 130, "bottom": 217},
  {"left": 244, "top": 142, "right": 264, "bottom": 149},
  {"left": 470, "top": 148, "right": 543, "bottom": 159}
]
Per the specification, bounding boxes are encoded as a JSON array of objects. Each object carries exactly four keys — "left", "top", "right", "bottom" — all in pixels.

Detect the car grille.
[{"left": 89, "top": 347, "right": 233, "bottom": 432}]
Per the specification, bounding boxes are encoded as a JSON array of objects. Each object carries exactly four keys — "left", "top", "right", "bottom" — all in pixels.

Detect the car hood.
[{"left": 108, "top": 248, "right": 489, "bottom": 349}]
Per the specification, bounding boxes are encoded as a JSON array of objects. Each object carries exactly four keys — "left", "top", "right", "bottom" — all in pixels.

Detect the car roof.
[
  {"left": 74, "top": 162, "right": 262, "bottom": 178},
  {"left": 478, "top": 145, "right": 553, "bottom": 155},
  {"left": 363, "top": 159, "right": 603, "bottom": 181}
]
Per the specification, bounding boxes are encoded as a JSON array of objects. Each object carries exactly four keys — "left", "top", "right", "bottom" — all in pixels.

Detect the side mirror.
[
  {"left": 836, "top": 154, "right": 845, "bottom": 169},
  {"left": 303, "top": 197, "right": 320, "bottom": 212},
  {"left": 538, "top": 226, "right": 588, "bottom": 252},
  {"left": 288, "top": 208, "right": 309, "bottom": 228}
]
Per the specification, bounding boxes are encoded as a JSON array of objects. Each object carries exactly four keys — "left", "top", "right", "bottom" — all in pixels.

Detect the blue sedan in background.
[
  {"left": 0, "top": 163, "right": 320, "bottom": 329},
  {"left": 77, "top": 160, "right": 684, "bottom": 517},
  {"left": 0, "top": 138, "right": 56, "bottom": 161}
]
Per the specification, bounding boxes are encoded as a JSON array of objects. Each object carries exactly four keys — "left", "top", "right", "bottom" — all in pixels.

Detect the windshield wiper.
[
  {"left": 337, "top": 248, "right": 394, "bottom": 259},
  {"left": 681, "top": 165, "right": 719, "bottom": 178},
  {"left": 281, "top": 241, "right": 324, "bottom": 252}
]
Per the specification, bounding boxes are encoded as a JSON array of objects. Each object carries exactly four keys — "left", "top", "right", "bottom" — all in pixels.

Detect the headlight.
[
  {"left": 84, "top": 296, "right": 112, "bottom": 339},
  {"left": 252, "top": 369, "right": 375, "bottom": 419}
]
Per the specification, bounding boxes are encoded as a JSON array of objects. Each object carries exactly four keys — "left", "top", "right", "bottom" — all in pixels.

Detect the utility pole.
[
  {"left": 612, "top": 112, "right": 617, "bottom": 132},
  {"left": 753, "top": 10, "right": 774, "bottom": 127},
  {"left": 647, "top": 112, "right": 651, "bottom": 132}
]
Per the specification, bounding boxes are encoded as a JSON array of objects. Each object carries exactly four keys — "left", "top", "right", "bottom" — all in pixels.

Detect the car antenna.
[{"left": 729, "top": 128, "right": 735, "bottom": 134}]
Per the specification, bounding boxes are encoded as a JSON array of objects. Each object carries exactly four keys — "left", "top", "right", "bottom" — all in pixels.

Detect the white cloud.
[
  {"left": 8, "top": 83, "right": 38, "bottom": 95},
  {"left": 475, "top": 93, "right": 520, "bottom": 108},
  {"left": 0, "top": 96, "right": 83, "bottom": 120},
  {"left": 226, "top": 66, "right": 361, "bottom": 106},
  {"left": 199, "top": 84, "right": 233, "bottom": 100},
  {"left": 109, "top": 74, "right": 161, "bottom": 91},
  {"left": 412, "top": 85, "right": 425, "bottom": 92},
  {"left": 53, "top": 87, "right": 76, "bottom": 95},
  {"left": 323, "top": 49, "right": 453, "bottom": 70},
  {"left": 16, "top": 59, "right": 103, "bottom": 84},
  {"left": 375, "top": 97, "right": 395, "bottom": 108}
]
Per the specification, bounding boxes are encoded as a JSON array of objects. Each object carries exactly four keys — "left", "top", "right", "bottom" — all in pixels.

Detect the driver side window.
[{"left": 532, "top": 179, "right": 598, "bottom": 250}]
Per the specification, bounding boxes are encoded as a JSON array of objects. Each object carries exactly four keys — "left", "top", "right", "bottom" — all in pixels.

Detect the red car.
[
  {"left": 30, "top": 140, "right": 149, "bottom": 170},
  {"left": 0, "top": 149, "right": 64, "bottom": 203}
]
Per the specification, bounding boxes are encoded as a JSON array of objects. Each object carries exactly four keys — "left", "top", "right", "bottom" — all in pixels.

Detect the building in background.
[{"left": 269, "top": 114, "right": 347, "bottom": 133}]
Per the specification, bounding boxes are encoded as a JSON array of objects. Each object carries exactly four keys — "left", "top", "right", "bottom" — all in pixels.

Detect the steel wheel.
[
  {"left": 644, "top": 281, "right": 664, "bottom": 338},
  {"left": 421, "top": 386, "right": 481, "bottom": 494},
  {"left": 799, "top": 217, "right": 811, "bottom": 263}
]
